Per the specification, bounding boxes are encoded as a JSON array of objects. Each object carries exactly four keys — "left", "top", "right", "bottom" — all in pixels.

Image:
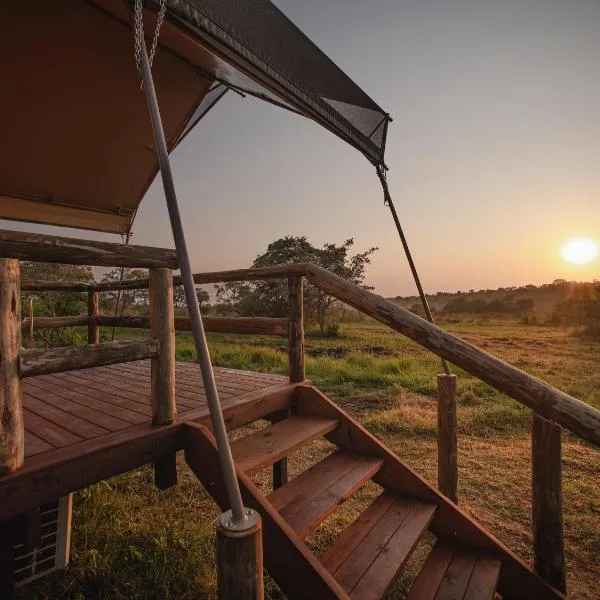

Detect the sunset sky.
[{"left": 4, "top": 0, "right": 599, "bottom": 296}]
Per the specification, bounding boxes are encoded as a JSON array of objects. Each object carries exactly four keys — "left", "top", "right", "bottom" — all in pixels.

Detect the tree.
[
  {"left": 102, "top": 267, "right": 149, "bottom": 316},
  {"left": 216, "top": 236, "right": 377, "bottom": 334},
  {"left": 173, "top": 285, "right": 211, "bottom": 311},
  {"left": 515, "top": 297, "right": 535, "bottom": 324},
  {"left": 20, "top": 262, "right": 94, "bottom": 346}
]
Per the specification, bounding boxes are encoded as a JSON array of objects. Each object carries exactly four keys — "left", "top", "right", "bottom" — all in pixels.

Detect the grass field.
[{"left": 19, "top": 320, "right": 600, "bottom": 599}]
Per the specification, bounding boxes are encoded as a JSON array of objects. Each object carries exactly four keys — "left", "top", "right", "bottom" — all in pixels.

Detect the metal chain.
[
  {"left": 149, "top": 0, "right": 167, "bottom": 68},
  {"left": 133, "top": 0, "right": 167, "bottom": 77}
]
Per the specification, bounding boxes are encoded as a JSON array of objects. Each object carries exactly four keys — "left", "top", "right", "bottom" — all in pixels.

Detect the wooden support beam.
[
  {"left": 154, "top": 454, "right": 178, "bottom": 490},
  {"left": 217, "top": 512, "right": 264, "bottom": 600},
  {"left": 532, "top": 413, "right": 566, "bottom": 594},
  {"left": 437, "top": 373, "right": 458, "bottom": 503},
  {"left": 91, "top": 315, "right": 288, "bottom": 336},
  {"left": 0, "top": 228, "right": 178, "bottom": 268},
  {"left": 269, "top": 409, "right": 291, "bottom": 490},
  {"left": 22, "top": 315, "right": 89, "bottom": 328},
  {"left": 149, "top": 269, "right": 176, "bottom": 426},
  {"left": 87, "top": 290, "right": 100, "bottom": 344},
  {"left": 0, "top": 259, "right": 24, "bottom": 476},
  {"left": 288, "top": 277, "right": 305, "bottom": 383},
  {"left": 19, "top": 339, "right": 159, "bottom": 378}
]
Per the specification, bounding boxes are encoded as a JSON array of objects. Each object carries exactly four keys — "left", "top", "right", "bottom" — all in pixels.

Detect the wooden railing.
[{"left": 2, "top": 228, "right": 599, "bottom": 593}]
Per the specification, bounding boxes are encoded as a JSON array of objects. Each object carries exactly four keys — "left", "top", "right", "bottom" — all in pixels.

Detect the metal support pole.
[
  {"left": 137, "top": 27, "right": 247, "bottom": 524},
  {"left": 376, "top": 166, "right": 450, "bottom": 375}
]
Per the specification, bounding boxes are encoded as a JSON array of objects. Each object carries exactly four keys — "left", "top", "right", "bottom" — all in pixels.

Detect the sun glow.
[{"left": 560, "top": 237, "right": 598, "bottom": 265}]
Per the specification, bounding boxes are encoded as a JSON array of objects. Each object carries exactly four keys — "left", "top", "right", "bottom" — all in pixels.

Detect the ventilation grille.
[{"left": 14, "top": 495, "right": 72, "bottom": 587}]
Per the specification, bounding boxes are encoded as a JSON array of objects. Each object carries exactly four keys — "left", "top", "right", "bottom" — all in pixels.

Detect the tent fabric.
[{"left": 0, "top": 0, "right": 390, "bottom": 234}]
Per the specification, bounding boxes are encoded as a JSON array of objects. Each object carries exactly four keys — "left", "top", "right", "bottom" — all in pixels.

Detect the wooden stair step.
[
  {"left": 321, "top": 490, "right": 437, "bottom": 599},
  {"left": 407, "top": 541, "right": 501, "bottom": 600},
  {"left": 230, "top": 415, "right": 338, "bottom": 474},
  {"left": 268, "top": 450, "right": 384, "bottom": 538}
]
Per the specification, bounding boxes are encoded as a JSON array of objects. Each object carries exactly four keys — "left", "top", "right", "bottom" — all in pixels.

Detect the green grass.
[{"left": 18, "top": 320, "right": 600, "bottom": 599}]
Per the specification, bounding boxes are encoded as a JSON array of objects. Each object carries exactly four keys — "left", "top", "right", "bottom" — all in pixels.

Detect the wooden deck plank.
[
  {"left": 42, "top": 373, "right": 151, "bottom": 422},
  {"left": 24, "top": 380, "right": 134, "bottom": 431},
  {"left": 435, "top": 550, "right": 478, "bottom": 600},
  {"left": 463, "top": 556, "right": 501, "bottom": 600},
  {"left": 231, "top": 416, "right": 339, "bottom": 474},
  {"left": 22, "top": 391, "right": 109, "bottom": 439},
  {"left": 270, "top": 452, "right": 383, "bottom": 538},
  {"left": 23, "top": 430, "right": 54, "bottom": 457},
  {"left": 26, "top": 375, "right": 146, "bottom": 426},
  {"left": 110, "top": 361, "right": 262, "bottom": 397},
  {"left": 406, "top": 542, "right": 455, "bottom": 600},
  {"left": 23, "top": 408, "right": 83, "bottom": 449},
  {"left": 321, "top": 492, "right": 396, "bottom": 574},
  {"left": 66, "top": 366, "right": 211, "bottom": 409},
  {"left": 331, "top": 495, "right": 415, "bottom": 592},
  {"left": 349, "top": 501, "right": 437, "bottom": 599}
]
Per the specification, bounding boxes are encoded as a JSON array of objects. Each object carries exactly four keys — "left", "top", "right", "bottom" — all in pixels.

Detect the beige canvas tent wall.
[{"left": 0, "top": 0, "right": 390, "bottom": 234}]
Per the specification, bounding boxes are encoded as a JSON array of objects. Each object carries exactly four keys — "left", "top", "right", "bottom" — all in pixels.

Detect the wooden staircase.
[{"left": 184, "top": 384, "right": 565, "bottom": 600}]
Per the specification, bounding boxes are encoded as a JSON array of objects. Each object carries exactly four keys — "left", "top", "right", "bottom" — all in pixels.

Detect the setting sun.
[{"left": 560, "top": 237, "right": 598, "bottom": 265}]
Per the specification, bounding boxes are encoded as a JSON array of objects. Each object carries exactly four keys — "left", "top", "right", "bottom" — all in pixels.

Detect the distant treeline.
[{"left": 392, "top": 279, "right": 600, "bottom": 334}]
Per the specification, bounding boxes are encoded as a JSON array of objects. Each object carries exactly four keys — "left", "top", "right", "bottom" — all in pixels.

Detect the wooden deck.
[{"left": 21, "top": 360, "right": 289, "bottom": 460}]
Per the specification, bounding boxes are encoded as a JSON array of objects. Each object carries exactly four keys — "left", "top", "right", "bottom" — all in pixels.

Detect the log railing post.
[
  {"left": 532, "top": 413, "right": 566, "bottom": 594},
  {"left": 149, "top": 268, "right": 177, "bottom": 489},
  {"left": 437, "top": 373, "right": 458, "bottom": 503},
  {"left": 272, "top": 277, "right": 305, "bottom": 490},
  {"left": 0, "top": 259, "right": 24, "bottom": 476},
  {"left": 87, "top": 290, "right": 100, "bottom": 344},
  {"left": 217, "top": 510, "right": 264, "bottom": 599},
  {"left": 288, "top": 277, "right": 305, "bottom": 383}
]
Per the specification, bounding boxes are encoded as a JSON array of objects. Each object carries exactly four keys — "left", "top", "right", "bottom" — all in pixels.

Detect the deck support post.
[
  {"left": 217, "top": 509, "right": 264, "bottom": 600},
  {"left": 87, "top": 290, "right": 100, "bottom": 344},
  {"left": 288, "top": 277, "right": 305, "bottom": 383},
  {"left": 274, "top": 277, "right": 305, "bottom": 489},
  {"left": 0, "top": 258, "right": 24, "bottom": 476},
  {"left": 437, "top": 373, "right": 458, "bottom": 503},
  {"left": 532, "top": 413, "right": 566, "bottom": 594},
  {"left": 150, "top": 268, "right": 177, "bottom": 489}
]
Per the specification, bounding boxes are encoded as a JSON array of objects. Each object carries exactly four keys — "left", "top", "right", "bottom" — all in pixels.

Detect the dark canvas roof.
[{"left": 0, "top": 0, "right": 390, "bottom": 234}]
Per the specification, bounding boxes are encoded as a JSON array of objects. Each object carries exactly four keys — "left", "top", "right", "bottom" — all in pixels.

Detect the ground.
[{"left": 18, "top": 320, "right": 600, "bottom": 599}]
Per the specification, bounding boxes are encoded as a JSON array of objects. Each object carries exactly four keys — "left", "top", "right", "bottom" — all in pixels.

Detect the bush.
[{"left": 325, "top": 323, "right": 340, "bottom": 337}]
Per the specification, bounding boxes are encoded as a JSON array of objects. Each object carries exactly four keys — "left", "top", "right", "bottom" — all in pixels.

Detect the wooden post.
[
  {"left": 28, "top": 297, "right": 33, "bottom": 342},
  {"left": 0, "top": 259, "right": 24, "bottom": 476},
  {"left": 217, "top": 510, "right": 264, "bottom": 600},
  {"left": 269, "top": 409, "right": 290, "bottom": 490},
  {"left": 532, "top": 413, "right": 566, "bottom": 594},
  {"left": 437, "top": 373, "right": 458, "bottom": 503},
  {"left": 273, "top": 277, "right": 305, "bottom": 490},
  {"left": 149, "top": 268, "right": 177, "bottom": 489},
  {"left": 87, "top": 290, "right": 100, "bottom": 344},
  {"left": 288, "top": 277, "right": 305, "bottom": 383}
]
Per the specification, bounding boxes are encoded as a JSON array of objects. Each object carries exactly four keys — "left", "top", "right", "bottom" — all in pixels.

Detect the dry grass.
[{"left": 18, "top": 321, "right": 600, "bottom": 599}]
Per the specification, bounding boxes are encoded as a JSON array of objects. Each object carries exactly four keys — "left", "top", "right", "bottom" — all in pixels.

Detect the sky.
[{"left": 4, "top": 0, "right": 600, "bottom": 296}]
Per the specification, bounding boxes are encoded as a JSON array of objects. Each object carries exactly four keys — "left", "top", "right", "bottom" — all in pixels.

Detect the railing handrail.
[
  {"left": 23, "top": 314, "right": 288, "bottom": 337},
  {"left": 18, "top": 261, "right": 600, "bottom": 446}
]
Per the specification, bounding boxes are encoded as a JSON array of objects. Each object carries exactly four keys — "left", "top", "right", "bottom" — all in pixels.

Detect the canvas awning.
[{"left": 0, "top": 0, "right": 390, "bottom": 234}]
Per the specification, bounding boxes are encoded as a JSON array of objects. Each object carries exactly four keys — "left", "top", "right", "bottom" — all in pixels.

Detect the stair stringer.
[
  {"left": 183, "top": 422, "right": 349, "bottom": 600},
  {"left": 295, "top": 384, "right": 564, "bottom": 600}
]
